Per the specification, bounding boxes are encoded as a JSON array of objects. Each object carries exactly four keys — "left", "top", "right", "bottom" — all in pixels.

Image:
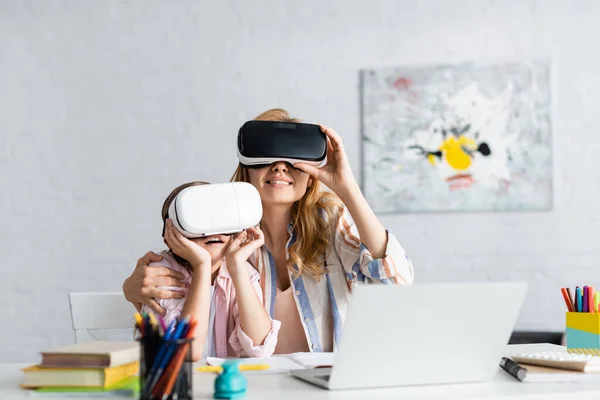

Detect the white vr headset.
[{"left": 165, "top": 182, "right": 262, "bottom": 238}]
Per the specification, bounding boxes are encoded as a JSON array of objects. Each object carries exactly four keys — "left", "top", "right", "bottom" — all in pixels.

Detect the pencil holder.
[
  {"left": 566, "top": 312, "right": 600, "bottom": 356},
  {"left": 139, "top": 337, "right": 194, "bottom": 400}
]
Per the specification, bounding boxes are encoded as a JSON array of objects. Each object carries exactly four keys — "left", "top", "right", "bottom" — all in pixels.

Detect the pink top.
[
  {"left": 273, "top": 288, "right": 309, "bottom": 354},
  {"left": 141, "top": 252, "right": 281, "bottom": 358}
]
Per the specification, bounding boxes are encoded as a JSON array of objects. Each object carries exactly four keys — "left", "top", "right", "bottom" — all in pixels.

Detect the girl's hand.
[
  {"left": 225, "top": 227, "right": 265, "bottom": 276},
  {"left": 164, "top": 219, "right": 212, "bottom": 270},
  {"left": 293, "top": 124, "right": 358, "bottom": 198}
]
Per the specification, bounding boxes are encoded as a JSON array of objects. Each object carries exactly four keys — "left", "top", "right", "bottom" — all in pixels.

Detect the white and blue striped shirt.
[{"left": 248, "top": 206, "right": 415, "bottom": 352}]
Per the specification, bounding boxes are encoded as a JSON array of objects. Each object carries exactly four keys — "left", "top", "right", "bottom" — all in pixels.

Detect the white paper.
[{"left": 288, "top": 352, "right": 335, "bottom": 368}]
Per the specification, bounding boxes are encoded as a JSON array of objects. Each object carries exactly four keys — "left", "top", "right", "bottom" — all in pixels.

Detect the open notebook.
[{"left": 204, "top": 352, "right": 335, "bottom": 374}]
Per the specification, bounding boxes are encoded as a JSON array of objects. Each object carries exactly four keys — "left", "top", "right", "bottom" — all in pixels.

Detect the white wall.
[{"left": 2, "top": 0, "right": 599, "bottom": 362}]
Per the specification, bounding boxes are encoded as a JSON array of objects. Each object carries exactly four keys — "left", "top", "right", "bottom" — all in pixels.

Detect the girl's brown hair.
[
  {"left": 231, "top": 108, "right": 341, "bottom": 277},
  {"left": 161, "top": 181, "right": 209, "bottom": 272}
]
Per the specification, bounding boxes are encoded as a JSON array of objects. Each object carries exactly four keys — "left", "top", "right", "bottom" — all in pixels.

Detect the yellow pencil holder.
[{"left": 566, "top": 312, "right": 600, "bottom": 356}]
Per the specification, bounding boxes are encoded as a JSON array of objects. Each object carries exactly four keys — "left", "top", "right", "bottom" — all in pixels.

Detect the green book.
[{"left": 30, "top": 376, "right": 139, "bottom": 397}]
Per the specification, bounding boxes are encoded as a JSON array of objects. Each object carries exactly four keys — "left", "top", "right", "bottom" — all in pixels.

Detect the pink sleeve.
[
  {"left": 228, "top": 264, "right": 281, "bottom": 357},
  {"left": 141, "top": 253, "right": 189, "bottom": 328}
]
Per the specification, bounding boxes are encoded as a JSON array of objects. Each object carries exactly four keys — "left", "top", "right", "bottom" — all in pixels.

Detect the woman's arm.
[
  {"left": 123, "top": 252, "right": 186, "bottom": 315},
  {"left": 334, "top": 207, "right": 414, "bottom": 284},
  {"left": 294, "top": 124, "right": 413, "bottom": 284},
  {"left": 293, "top": 125, "right": 388, "bottom": 257},
  {"left": 335, "top": 181, "right": 387, "bottom": 258}
]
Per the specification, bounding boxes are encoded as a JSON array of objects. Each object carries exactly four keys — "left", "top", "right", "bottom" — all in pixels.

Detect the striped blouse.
[{"left": 248, "top": 206, "right": 415, "bottom": 352}]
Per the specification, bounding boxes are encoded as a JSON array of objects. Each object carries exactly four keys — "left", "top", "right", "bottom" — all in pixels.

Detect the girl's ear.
[{"left": 308, "top": 178, "right": 313, "bottom": 188}]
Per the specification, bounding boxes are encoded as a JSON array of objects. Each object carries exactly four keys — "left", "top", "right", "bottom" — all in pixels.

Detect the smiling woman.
[
  {"left": 124, "top": 108, "right": 415, "bottom": 355},
  {"left": 230, "top": 108, "right": 415, "bottom": 354}
]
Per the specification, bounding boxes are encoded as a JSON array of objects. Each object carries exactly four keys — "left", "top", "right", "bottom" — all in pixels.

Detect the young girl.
[{"left": 141, "top": 181, "right": 280, "bottom": 361}]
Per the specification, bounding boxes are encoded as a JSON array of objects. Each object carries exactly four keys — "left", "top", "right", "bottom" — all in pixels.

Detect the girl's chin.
[{"left": 208, "top": 252, "right": 227, "bottom": 265}]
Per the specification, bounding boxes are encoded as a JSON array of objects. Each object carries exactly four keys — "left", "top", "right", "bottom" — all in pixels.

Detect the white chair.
[{"left": 68, "top": 292, "right": 137, "bottom": 343}]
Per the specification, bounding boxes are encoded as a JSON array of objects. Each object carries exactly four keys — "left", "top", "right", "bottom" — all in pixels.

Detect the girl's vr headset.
[
  {"left": 236, "top": 120, "right": 328, "bottom": 168},
  {"left": 165, "top": 182, "right": 262, "bottom": 238}
]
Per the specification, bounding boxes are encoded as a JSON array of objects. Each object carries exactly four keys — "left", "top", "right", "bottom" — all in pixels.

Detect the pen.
[
  {"left": 576, "top": 287, "right": 583, "bottom": 312},
  {"left": 588, "top": 286, "right": 594, "bottom": 313},
  {"left": 499, "top": 357, "right": 527, "bottom": 382},
  {"left": 595, "top": 292, "right": 599, "bottom": 313},
  {"left": 583, "top": 286, "right": 589, "bottom": 313},
  {"left": 196, "top": 364, "right": 271, "bottom": 373}
]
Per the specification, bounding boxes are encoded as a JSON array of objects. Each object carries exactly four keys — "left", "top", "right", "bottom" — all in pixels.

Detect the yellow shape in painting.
[
  {"left": 439, "top": 136, "right": 474, "bottom": 171},
  {"left": 427, "top": 154, "right": 437, "bottom": 166}
]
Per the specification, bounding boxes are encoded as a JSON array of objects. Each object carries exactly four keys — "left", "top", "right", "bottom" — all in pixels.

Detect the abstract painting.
[{"left": 360, "top": 59, "right": 552, "bottom": 213}]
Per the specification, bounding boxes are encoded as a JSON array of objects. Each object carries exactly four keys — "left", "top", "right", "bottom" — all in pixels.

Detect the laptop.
[{"left": 291, "top": 281, "right": 528, "bottom": 390}]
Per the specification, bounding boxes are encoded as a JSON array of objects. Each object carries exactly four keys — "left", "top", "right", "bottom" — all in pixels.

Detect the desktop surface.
[{"left": 3, "top": 345, "right": 600, "bottom": 399}]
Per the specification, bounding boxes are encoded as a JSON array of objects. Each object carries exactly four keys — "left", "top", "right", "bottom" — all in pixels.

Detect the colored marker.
[
  {"left": 134, "top": 313, "right": 143, "bottom": 334},
  {"left": 566, "top": 288, "right": 574, "bottom": 311},
  {"left": 158, "top": 315, "right": 168, "bottom": 335},
  {"left": 561, "top": 288, "right": 574, "bottom": 312}
]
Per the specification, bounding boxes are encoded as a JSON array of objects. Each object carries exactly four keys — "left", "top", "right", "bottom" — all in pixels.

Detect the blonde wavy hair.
[{"left": 231, "top": 108, "right": 342, "bottom": 277}]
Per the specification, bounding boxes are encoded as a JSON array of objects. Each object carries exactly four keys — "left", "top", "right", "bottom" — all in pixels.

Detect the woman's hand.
[
  {"left": 225, "top": 227, "right": 265, "bottom": 276},
  {"left": 293, "top": 124, "right": 359, "bottom": 199},
  {"left": 164, "top": 219, "right": 212, "bottom": 270},
  {"left": 295, "top": 124, "right": 389, "bottom": 259},
  {"left": 123, "top": 251, "right": 186, "bottom": 316}
]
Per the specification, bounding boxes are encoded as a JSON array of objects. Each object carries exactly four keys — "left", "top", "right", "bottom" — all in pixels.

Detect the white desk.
[{"left": 4, "top": 344, "right": 600, "bottom": 399}]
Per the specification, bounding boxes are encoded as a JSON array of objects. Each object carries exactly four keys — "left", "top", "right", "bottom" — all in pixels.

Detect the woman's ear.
[{"left": 308, "top": 178, "right": 313, "bottom": 188}]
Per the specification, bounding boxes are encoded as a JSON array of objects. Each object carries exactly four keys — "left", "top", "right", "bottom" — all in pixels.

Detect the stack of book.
[{"left": 21, "top": 341, "right": 140, "bottom": 397}]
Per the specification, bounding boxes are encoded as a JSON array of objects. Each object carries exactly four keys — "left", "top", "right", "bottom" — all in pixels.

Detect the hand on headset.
[
  {"left": 225, "top": 226, "right": 265, "bottom": 275},
  {"left": 293, "top": 124, "right": 357, "bottom": 198},
  {"left": 163, "top": 219, "right": 212, "bottom": 270}
]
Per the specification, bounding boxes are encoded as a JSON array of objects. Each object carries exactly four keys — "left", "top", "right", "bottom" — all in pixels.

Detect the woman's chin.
[{"left": 261, "top": 192, "right": 303, "bottom": 206}]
